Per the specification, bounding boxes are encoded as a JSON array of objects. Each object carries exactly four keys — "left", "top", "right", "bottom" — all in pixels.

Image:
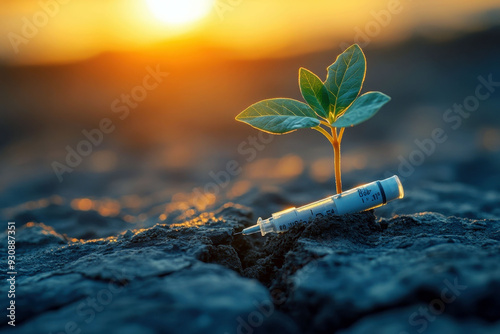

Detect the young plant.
[{"left": 235, "top": 44, "right": 391, "bottom": 194}]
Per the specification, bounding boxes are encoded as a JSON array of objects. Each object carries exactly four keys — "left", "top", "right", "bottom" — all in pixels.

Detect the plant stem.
[
  {"left": 313, "top": 125, "right": 343, "bottom": 194},
  {"left": 338, "top": 127, "right": 345, "bottom": 142},
  {"left": 320, "top": 120, "right": 331, "bottom": 127},
  {"left": 332, "top": 127, "right": 342, "bottom": 194},
  {"left": 313, "top": 126, "right": 335, "bottom": 144}
]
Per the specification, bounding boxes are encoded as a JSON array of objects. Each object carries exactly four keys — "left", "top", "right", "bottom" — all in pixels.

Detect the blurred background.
[{"left": 1, "top": 0, "right": 499, "bottom": 238}]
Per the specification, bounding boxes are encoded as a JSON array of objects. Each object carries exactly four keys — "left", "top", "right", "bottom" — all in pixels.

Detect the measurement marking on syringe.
[{"left": 361, "top": 192, "right": 380, "bottom": 203}]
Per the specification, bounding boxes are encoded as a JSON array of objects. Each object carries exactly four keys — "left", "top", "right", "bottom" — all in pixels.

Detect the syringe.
[{"left": 239, "top": 175, "right": 404, "bottom": 236}]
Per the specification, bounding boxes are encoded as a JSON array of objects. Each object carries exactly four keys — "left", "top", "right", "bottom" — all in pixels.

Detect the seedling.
[{"left": 235, "top": 44, "right": 391, "bottom": 194}]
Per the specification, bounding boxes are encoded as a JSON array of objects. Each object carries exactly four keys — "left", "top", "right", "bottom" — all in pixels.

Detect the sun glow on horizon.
[
  {"left": 145, "top": 0, "right": 215, "bottom": 26},
  {"left": 0, "top": 0, "right": 498, "bottom": 65}
]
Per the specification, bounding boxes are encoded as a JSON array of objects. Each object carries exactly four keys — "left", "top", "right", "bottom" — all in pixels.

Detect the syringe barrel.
[{"left": 260, "top": 175, "right": 403, "bottom": 235}]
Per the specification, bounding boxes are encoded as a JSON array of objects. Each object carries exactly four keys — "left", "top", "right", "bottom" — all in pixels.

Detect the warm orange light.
[
  {"left": 145, "top": 0, "right": 214, "bottom": 26},
  {"left": 71, "top": 198, "right": 93, "bottom": 211}
]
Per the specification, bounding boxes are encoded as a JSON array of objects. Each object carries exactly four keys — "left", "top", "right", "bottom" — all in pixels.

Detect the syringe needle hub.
[{"left": 241, "top": 218, "right": 263, "bottom": 235}]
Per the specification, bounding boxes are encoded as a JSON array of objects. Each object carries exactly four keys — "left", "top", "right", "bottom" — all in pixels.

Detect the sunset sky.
[{"left": 1, "top": 0, "right": 499, "bottom": 65}]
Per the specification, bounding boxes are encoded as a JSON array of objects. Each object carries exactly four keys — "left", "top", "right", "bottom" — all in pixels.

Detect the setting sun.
[{"left": 146, "top": 0, "right": 215, "bottom": 25}]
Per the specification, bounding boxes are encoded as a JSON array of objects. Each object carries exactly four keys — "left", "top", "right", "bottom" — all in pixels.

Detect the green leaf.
[
  {"left": 235, "top": 98, "right": 320, "bottom": 134},
  {"left": 324, "top": 44, "right": 366, "bottom": 120},
  {"left": 299, "top": 68, "right": 329, "bottom": 118},
  {"left": 331, "top": 92, "right": 391, "bottom": 128}
]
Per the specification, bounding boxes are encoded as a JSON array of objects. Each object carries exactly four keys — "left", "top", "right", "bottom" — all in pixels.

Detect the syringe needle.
[{"left": 233, "top": 232, "right": 243, "bottom": 236}]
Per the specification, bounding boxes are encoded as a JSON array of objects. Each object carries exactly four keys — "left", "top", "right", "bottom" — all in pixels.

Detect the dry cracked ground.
[{"left": 1, "top": 184, "right": 500, "bottom": 334}]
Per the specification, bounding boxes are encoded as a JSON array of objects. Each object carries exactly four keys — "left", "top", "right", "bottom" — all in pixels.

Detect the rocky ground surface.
[{"left": 1, "top": 184, "right": 499, "bottom": 333}]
